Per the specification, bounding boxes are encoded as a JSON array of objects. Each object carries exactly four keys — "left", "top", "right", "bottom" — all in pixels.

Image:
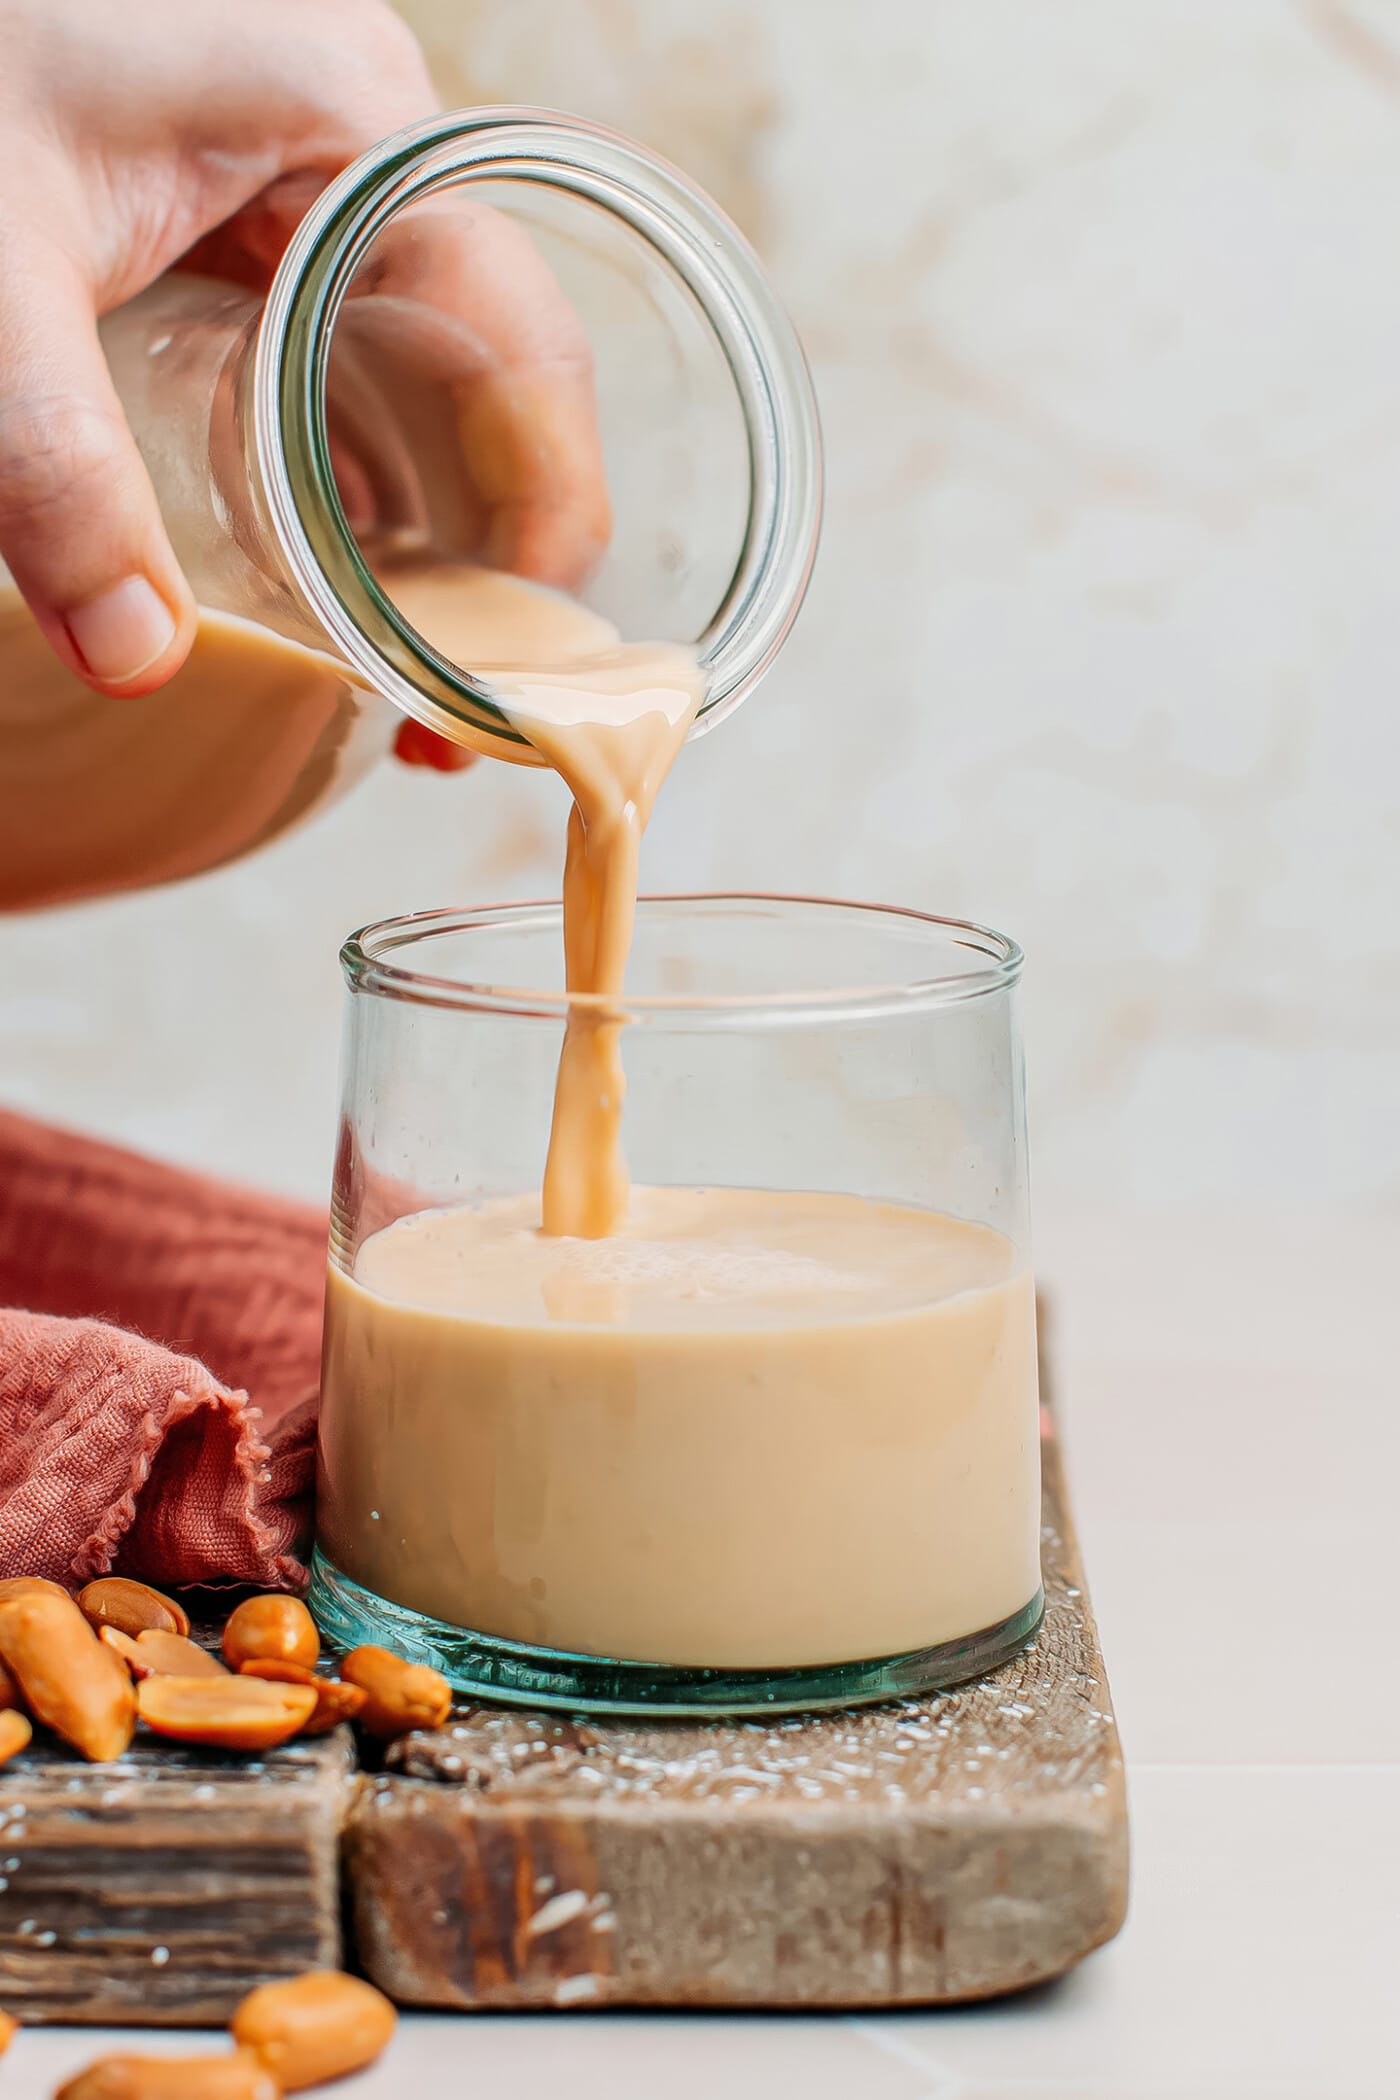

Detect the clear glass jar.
[
  {"left": 0, "top": 109, "right": 821, "bottom": 907},
  {"left": 104, "top": 106, "right": 821, "bottom": 750},
  {"left": 312, "top": 896, "right": 1044, "bottom": 1716}
]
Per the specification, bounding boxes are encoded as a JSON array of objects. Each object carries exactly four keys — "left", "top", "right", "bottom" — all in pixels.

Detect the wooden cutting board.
[
  {"left": 0, "top": 1319, "right": 1126, "bottom": 2020},
  {"left": 0, "top": 1732, "right": 352, "bottom": 2025}
]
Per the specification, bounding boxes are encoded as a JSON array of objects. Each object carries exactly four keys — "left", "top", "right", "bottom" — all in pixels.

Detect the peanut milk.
[
  {"left": 381, "top": 560, "right": 704, "bottom": 1238},
  {"left": 319, "top": 1188, "right": 1039, "bottom": 1667},
  {"left": 0, "top": 586, "right": 381, "bottom": 911}
]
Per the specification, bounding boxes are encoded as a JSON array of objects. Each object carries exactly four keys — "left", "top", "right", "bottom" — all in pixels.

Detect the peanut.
[
  {"left": 237, "top": 1661, "right": 367, "bottom": 1736},
  {"left": 222, "top": 1597, "right": 319, "bottom": 1674},
  {"left": 0, "top": 1710, "right": 32, "bottom": 1766},
  {"left": 0, "top": 1576, "right": 69, "bottom": 1603},
  {"left": 98, "top": 1627, "right": 144, "bottom": 1673},
  {"left": 231, "top": 1970, "right": 396, "bottom": 2091},
  {"left": 0, "top": 1590, "right": 135, "bottom": 1761},
  {"left": 78, "top": 1578, "right": 190, "bottom": 1640},
  {"left": 137, "top": 1675, "right": 316, "bottom": 1752},
  {"left": 340, "top": 1646, "right": 451, "bottom": 1738},
  {"left": 101, "top": 1628, "right": 230, "bottom": 1681},
  {"left": 55, "top": 2051, "right": 279, "bottom": 2099},
  {"left": 296, "top": 1679, "right": 367, "bottom": 1737},
  {"left": 140, "top": 1631, "right": 230, "bottom": 1678},
  {"left": 0, "top": 2007, "right": 17, "bottom": 2054}
]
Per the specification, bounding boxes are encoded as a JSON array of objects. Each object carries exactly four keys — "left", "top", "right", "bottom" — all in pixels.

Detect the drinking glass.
[{"left": 311, "top": 895, "right": 1042, "bottom": 1715}]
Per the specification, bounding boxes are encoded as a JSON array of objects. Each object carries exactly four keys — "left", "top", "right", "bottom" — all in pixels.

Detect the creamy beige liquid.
[
  {"left": 0, "top": 587, "right": 387, "bottom": 911},
  {"left": 0, "top": 561, "right": 571, "bottom": 912},
  {"left": 386, "top": 561, "right": 704, "bottom": 1238},
  {"left": 319, "top": 1188, "right": 1040, "bottom": 1667}
]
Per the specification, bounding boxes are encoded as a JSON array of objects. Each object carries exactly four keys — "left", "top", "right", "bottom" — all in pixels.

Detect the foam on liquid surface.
[{"left": 351, "top": 1185, "right": 1019, "bottom": 1333}]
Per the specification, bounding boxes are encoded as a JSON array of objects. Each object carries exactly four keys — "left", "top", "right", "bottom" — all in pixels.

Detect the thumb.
[{"left": 0, "top": 235, "right": 195, "bottom": 695}]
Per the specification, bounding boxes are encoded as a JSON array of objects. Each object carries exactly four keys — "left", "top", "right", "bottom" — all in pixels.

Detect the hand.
[{"left": 0, "top": 0, "right": 609, "bottom": 772}]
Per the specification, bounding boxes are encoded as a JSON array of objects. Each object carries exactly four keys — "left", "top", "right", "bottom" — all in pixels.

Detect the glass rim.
[
  {"left": 341, "top": 893, "right": 1023, "bottom": 1024},
  {"left": 253, "top": 106, "right": 822, "bottom": 753}
]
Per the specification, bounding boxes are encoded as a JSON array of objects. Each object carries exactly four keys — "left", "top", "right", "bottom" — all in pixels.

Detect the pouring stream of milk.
[{"left": 386, "top": 561, "right": 704, "bottom": 1238}]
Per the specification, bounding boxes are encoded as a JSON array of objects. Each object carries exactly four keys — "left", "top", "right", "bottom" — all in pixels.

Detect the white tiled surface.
[{"left": 6, "top": 1207, "right": 1396, "bottom": 2097}]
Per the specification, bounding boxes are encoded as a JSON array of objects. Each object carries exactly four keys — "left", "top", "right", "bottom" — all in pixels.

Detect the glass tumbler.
[{"left": 311, "top": 896, "right": 1043, "bottom": 1715}]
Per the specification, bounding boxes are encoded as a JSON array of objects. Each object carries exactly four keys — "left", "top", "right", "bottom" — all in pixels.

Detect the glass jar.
[
  {"left": 312, "top": 896, "right": 1043, "bottom": 1716},
  {"left": 0, "top": 109, "right": 821, "bottom": 908}
]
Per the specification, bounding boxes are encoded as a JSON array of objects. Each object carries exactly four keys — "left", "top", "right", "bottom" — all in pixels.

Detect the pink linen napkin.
[{"left": 0, "top": 1108, "right": 326, "bottom": 1590}]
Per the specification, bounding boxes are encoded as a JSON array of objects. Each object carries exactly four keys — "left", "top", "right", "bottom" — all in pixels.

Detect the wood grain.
[
  {"left": 0, "top": 1731, "right": 353, "bottom": 2025},
  {"left": 346, "top": 1403, "right": 1128, "bottom": 2008}
]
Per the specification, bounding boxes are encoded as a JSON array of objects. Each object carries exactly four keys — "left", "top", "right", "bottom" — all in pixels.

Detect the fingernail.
[
  {"left": 394, "top": 719, "right": 476, "bottom": 771},
  {"left": 64, "top": 577, "right": 177, "bottom": 684}
]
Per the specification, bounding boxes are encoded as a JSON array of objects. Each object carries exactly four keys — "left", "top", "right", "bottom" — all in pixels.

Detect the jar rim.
[
  {"left": 341, "top": 894, "right": 1024, "bottom": 1024},
  {"left": 254, "top": 107, "right": 822, "bottom": 751}
]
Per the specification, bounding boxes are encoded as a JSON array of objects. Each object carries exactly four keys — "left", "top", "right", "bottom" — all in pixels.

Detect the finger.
[
  {"left": 174, "top": 109, "right": 612, "bottom": 593},
  {"left": 0, "top": 228, "right": 195, "bottom": 695},
  {"left": 324, "top": 199, "right": 613, "bottom": 592},
  {"left": 465, "top": 359, "right": 614, "bottom": 594},
  {"left": 92, "top": 0, "right": 610, "bottom": 597},
  {"left": 394, "top": 202, "right": 612, "bottom": 591}
]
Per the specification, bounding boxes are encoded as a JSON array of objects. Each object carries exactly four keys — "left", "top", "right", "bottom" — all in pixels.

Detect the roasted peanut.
[
  {"left": 340, "top": 1645, "right": 451, "bottom": 1738},
  {"left": 0, "top": 1589, "right": 135, "bottom": 1761},
  {"left": 101, "top": 1629, "right": 228, "bottom": 1679},
  {"left": 101, "top": 1627, "right": 230, "bottom": 1680},
  {"left": 231, "top": 1969, "right": 396, "bottom": 2090},
  {"left": 98, "top": 1627, "right": 145, "bottom": 1673},
  {"left": 55, "top": 2050, "right": 279, "bottom": 2099},
  {"left": 136, "top": 1631, "right": 229, "bottom": 1678},
  {"left": 237, "top": 1661, "right": 367, "bottom": 1736},
  {"left": 78, "top": 1578, "right": 190, "bottom": 1640},
  {"left": 0, "top": 1576, "right": 69, "bottom": 1603},
  {"left": 0, "top": 1710, "right": 32, "bottom": 1766},
  {"left": 222, "top": 1596, "right": 319, "bottom": 1674},
  {"left": 0, "top": 2007, "right": 15, "bottom": 2054},
  {"left": 137, "top": 1674, "right": 316, "bottom": 1752},
  {"left": 295, "top": 1679, "right": 368, "bottom": 1737}
]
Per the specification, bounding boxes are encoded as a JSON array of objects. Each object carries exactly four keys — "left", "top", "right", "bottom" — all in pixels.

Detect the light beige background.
[{"left": 2, "top": 0, "right": 1398, "bottom": 1212}]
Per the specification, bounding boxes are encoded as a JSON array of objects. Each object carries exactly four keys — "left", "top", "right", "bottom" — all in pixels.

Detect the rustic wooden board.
[
  {"left": 0, "top": 1730, "right": 353, "bottom": 2025},
  {"left": 345, "top": 1389, "right": 1128, "bottom": 2008}
]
